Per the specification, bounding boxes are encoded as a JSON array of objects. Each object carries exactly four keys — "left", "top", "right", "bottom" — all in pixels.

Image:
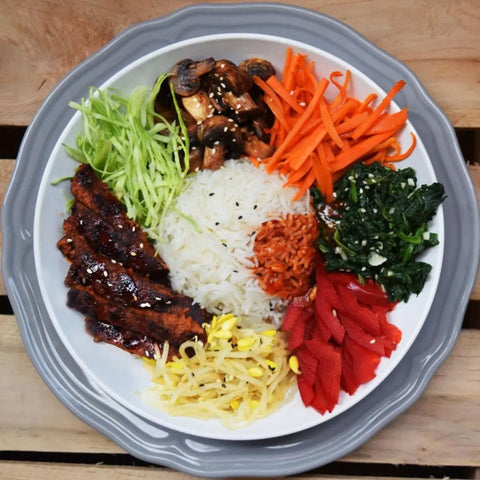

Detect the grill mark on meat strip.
[
  {"left": 85, "top": 319, "right": 159, "bottom": 359},
  {"left": 65, "top": 163, "right": 170, "bottom": 283},
  {"left": 60, "top": 200, "right": 170, "bottom": 285}
]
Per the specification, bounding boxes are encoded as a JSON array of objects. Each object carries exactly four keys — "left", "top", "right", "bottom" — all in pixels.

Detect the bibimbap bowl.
[{"left": 33, "top": 33, "right": 443, "bottom": 441}]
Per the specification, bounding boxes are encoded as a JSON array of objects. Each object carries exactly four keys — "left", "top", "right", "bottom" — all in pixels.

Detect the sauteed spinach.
[{"left": 313, "top": 162, "right": 446, "bottom": 302}]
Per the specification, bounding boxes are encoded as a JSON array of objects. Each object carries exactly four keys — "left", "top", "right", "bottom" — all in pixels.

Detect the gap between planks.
[
  {"left": 0, "top": 314, "right": 479, "bottom": 466},
  {"left": 0, "top": 461, "right": 476, "bottom": 480},
  {"left": 0, "top": 159, "right": 479, "bottom": 300}
]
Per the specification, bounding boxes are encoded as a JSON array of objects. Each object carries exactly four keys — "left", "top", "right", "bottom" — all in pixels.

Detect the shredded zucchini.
[{"left": 64, "top": 74, "right": 189, "bottom": 242}]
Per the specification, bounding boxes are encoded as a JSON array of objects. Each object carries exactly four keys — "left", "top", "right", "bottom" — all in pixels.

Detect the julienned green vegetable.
[
  {"left": 64, "top": 74, "right": 189, "bottom": 242},
  {"left": 313, "top": 162, "right": 446, "bottom": 303}
]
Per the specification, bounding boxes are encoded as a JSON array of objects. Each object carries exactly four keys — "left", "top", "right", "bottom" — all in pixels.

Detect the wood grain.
[
  {"left": 0, "top": 313, "right": 478, "bottom": 466},
  {"left": 0, "top": 0, "right": 478, "bottom": 127},
  {"left": 0, "top": 461, "right": 451, "bottom": 480},
  {"left": 0, "top": 160, "right": 479, "bottom": 299}
]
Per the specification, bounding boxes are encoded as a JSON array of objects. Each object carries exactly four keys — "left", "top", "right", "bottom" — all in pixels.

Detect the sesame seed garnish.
[
  {"left": 103, "top": 271, "right": 108, "bottom": 277},
  {"left": 139, "top": 243, "right": 144, "bottom": 249},
  {"left": 238, "top": 215, "right": 243, "bottom": 220},
  {"left": 140, "top": 302, "right": 151, "bottom": 308},
  {"left": 130, "top": 251, "right": 137, "bottom": 256},
  {"left": 111, "top": 259, "right": 117, "bottom": 264},
  {"left": 215, "top": 221, "right": 220, "bottom": 226},
  {"left": 209, "top": 192, "right": 215, "bottom": 196},
  {"left": 86, "top": 268, "right": 93, "bottom": 274},
  {"left": 66, "top": 238, "right": 73, "bottom": 243},
  {"left": 235, "top": 201, "right": 239, "bottom": 206},
  {"left": 211, "top": 148, "right": 217, "bottom": 154}
]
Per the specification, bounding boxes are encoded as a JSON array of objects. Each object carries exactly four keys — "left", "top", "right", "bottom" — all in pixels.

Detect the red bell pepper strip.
[{"left": 282, "top": 256, "right": 400, "bottom": 413}]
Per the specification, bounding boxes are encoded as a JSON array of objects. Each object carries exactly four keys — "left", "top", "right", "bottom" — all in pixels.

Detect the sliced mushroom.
[
  {"left": 186, "top": 124, "right": 205, "bottom": 173},
  {"left": 181, "top": 91, "right": 213, "bottom": 123},
  {"left": 210, "top": 59, "right": 253, "bottom": 95},
  {"left": 197, "top": 115, "right": 244, "bottom": 169},
  {"left": 239, "top": 58, "right": 276, "bottom": 81},
  {"left": 170, "top": 58, "right": 215, "bottom": 96},
  {"left": 222, "top": 90, "right": 261, "bottom": 123},
  {"left": 205, "top": 59, "right": 254, "bottom": 113},
  {"left": 203, "top": 145, "right": 226, "bottom": 170},
  {"left": 241, "top": 127, "right": 275, "bottom": 159}
]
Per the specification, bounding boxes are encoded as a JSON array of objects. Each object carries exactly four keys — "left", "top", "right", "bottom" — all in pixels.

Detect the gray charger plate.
[{"left": 2, "top": 3, "right": 479, "bottom": 478}]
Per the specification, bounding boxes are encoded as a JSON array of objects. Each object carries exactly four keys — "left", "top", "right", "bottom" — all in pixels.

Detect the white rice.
[{"left": 156, "top": 159, "right": 312, "bottom": 325}]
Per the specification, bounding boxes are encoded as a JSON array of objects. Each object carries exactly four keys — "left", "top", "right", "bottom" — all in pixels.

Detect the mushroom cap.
[
  {"left": 170, "top": 58, "right": 215, "bottom": 96},
  {"left": 209, "top": 59, "right": 253, "bottom": 95},
  {"left": 197, "top": 115, "right": 244, "bottom": 158},
  {"left": 239, "top": 58, "right": 276, "bottom": 81}
]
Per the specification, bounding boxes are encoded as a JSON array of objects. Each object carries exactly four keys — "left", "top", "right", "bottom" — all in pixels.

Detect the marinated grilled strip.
[
  {"left": 85, "top": 318, "right": 159, "bottom": 359},
  {"left": 65, "top": 163, "right": 170, "bottom": 282},
  {"left": 59, "top": 200, "right": 170, "bottom": 285},
  {"left": 67, "top": 285, "right": 205, "bottom": 350}
]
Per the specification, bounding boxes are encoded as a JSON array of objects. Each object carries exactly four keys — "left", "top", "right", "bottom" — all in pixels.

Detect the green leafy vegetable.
[
  {"left": 64, "top": 74, "right": 189, "bottom": 242},
  {"left": 313, "top": 162, "right": 446, "bottom": 302}
]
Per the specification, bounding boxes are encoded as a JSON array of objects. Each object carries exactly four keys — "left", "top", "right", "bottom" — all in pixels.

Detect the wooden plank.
[
  {"left": 0, "top": 314, "right": 479, "bottom": 466},
  {"left": 0, "top": 160, "right": 479, "bottom": 298},
  {"left": 470, "top": 164, "right": 480, "bottom": 300},
  {"left": 0, "top": 461, "right": 452, "bottom": 480},
  {"left": 0, "top": 159, "right": 16, "bottom": 297},
  {"left": 0, "top": 0, "right": 479, "bottom": 127}
]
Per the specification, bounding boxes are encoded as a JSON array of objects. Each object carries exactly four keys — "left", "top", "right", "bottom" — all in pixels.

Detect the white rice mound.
[{"left": 157, "top": 159, "right": 312, "bottom": 325}]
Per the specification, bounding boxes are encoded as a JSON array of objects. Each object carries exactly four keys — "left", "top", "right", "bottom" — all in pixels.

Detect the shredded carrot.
[{"left": 251, "top": 49, "right": 415, "bottom": 202}]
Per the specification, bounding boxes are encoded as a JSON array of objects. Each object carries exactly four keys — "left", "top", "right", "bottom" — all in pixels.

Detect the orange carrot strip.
[
  {"left": 331, "top": 130, "right": 394, "bottom": 171},
  {"left": 335, "top": 112, "right": 370, "bottom": 135},
  {"left": 284, "top": 157, "right": 313, "bottom": 185},
  {"left": 330, "top": 70, "right": 351, "bottom": 109},
  {"left": 320, "top": 97, "right": 343, "bottom": 148},
  {"left": 386, "top": 132, "right": 417, "bottom": 161},
  {"left": 281, "top": 47, "right": 293, "bottom": 84},
  {"left": 266, "top": 75, "right": 304, "bottom": 114},
  {"left": 292, "top": 169, "right": 317, "bottom": 201},
  {"left": 266, "top": 77, "right": 329, "bottom": 168},
  {"left": 351, "top": 80, "right": 406, "bottom": 140},
  {"left": 287, "top": 126, "right": 328, "bottom": 171},
  {"left": 313, "top": 144, "right": 334, "bottom": 201},
  {"left": 366, "top": 107, "right": 408, "bottom": 135},
  {"left": 354, "top": 93, "right": 377, "bottom": 115},
  {"left": 364, "top": 150, "right": 387, "bottom": 165}
]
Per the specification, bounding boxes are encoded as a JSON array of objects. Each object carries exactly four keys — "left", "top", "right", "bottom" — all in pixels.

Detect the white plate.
[{"left": 33, "top": 33, "right": 444, "bottom": 441}]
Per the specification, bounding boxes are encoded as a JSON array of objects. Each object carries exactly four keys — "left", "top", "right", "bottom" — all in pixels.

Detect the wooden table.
[{"left": 1, "top": 1, "right": 479, "bottom": 479}]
